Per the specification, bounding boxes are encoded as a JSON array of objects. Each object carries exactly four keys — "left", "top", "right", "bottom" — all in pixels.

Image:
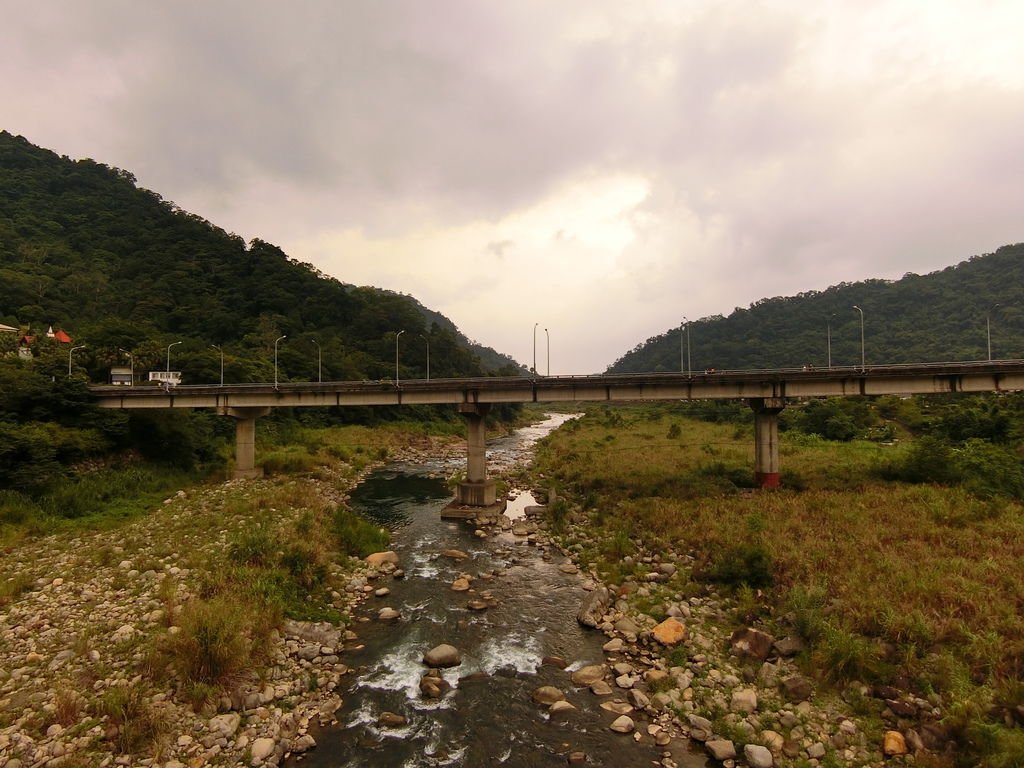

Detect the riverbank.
[
  {"left": 525, "top": 405, "right": 1024, "bottom": 767},
  {"left": 0, "top": 432, "right": 465, "bottom": 767}
]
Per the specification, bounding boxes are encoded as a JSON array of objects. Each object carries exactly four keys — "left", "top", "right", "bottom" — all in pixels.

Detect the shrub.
[
  {"left": 164, "top": 597, "right": 255, "bottom": 686},
  {"left": 228, "top": 526, "right": 276, "bottom": 566},
  {"left": 279, "top": 542, "right": 327, "bottom": 589},
  {"left": 876, "top": 435, "right": 961, "bottom": 485},
  {"left": 333, "top": 505, "right": 389, "bottom": 557},
  {"left": 96, "top": 683, "right": 164, "bottom": 754},
  {"left": 704, "top": 541, "right": 773, "bottom": 589}
]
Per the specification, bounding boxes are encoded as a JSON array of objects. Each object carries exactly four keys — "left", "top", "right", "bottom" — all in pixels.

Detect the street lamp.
[
  {"left": 681, "top": 318, "right": 691, "bottom": 377},
  {"left": 987, "top": 304, "right": 1000, "bottom": 361},
  {"left": 166, "top": 341, "right": 182, "bottom": 373},
  {"left": 119, "top": 348, "right": 134, "bottom": 384},
  {"left": 533, "top": 322, "right": 538, "bottom": 375},
  {"left": 210, "top": 345, "right": 224, "bottom": 385},
  {"left": 274, "top": 335, "right": 286, "bottom": 388},
  {"left": 419, "top": 334, "right": 430, "bottom": 380},
  {"left": 852, "top": 306, "right": 865, "bottom": 371},
  {"left": 544, "top": 327, "right": 550, "bottom": 376},
  {"left": 395, "top": 330, "right": 405, "bottom": 384},
  {"left": 311, "top": 339, "right": 322, "bottom": 383},
  {"left": 826, "top": 314, "right": 836, "bottom": 369},
  {"left": 67, "top": 344, "right": 86, "bottom": 377}
]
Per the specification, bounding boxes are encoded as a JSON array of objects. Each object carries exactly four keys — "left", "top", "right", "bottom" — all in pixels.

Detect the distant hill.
[
  {"left": 608, "top": 244, "right": 1024, "bottom": 374},
  {"left": 0, "top": 131, "right": 525, "bottom": 383}
]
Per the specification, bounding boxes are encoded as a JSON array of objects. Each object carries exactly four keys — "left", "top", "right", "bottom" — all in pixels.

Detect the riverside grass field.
[{"left": 531, "top": 401, "right": 1024, "bottom": 767}]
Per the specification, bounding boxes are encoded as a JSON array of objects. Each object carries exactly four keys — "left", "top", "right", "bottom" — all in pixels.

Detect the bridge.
[{"left": 92, "top": 360, "right": 1024, "bottom": 505}]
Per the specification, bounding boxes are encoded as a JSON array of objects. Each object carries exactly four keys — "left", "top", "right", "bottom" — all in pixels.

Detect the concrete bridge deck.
[{"left": 91, "top": 360, "right": 1024, "bottom": 495}]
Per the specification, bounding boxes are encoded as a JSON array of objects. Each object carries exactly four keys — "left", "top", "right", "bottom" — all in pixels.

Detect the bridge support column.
[
  {"left": 220, "top": 406, "right": 271, "bottom": 480},
  {"left": 455, "top": 403, "right": 496, "bottom": 506},
  {"left": 749, "top": 397, "right": 785, "bottom": 489}
]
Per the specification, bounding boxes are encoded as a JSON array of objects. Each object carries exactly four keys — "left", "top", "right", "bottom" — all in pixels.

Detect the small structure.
[
  {"left": 148, "top": 371, "right": 182, "bottom": 386},
  {"left": 109, "top": 366, "right": 133, "bottom": 386},
  {"left": 0, "top": 323, "right": 18, "bottom": 334}
]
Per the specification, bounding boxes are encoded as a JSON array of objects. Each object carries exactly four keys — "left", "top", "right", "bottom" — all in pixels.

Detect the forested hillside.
[
  {"left": 0, "top": 131, "right": 524, "bottom": 383},
  {"left": 609, "top": 244, "right": 1024, "bottom": 373}
]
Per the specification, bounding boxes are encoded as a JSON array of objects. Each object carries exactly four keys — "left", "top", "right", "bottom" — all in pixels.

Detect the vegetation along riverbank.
[{"left": 526, "top": 395, "right": 1024, "bottom": 767}]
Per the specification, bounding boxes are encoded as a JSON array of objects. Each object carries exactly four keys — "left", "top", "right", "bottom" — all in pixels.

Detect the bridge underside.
[{"left": 93, "top": 364, "right": 1024, "bottom": 498}]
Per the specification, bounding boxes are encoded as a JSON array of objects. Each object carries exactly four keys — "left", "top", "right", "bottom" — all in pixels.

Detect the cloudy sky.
[{"left": 3, "top": 1, "right": 1023, "bottom": 373}]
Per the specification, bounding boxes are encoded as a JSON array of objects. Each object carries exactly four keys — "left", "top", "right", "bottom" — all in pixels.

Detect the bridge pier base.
[
  {"left": 749, "top": 397, "right": 785, "bottom": 489},
  {"left": 454, "top": 403, "right": 497, "bottom": 506},
  {"left": 220, "top": 406, "right": 271, "bottom": 479}
]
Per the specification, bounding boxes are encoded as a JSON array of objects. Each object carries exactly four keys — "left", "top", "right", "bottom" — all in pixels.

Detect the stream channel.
[{"left": 292, "top": 413, "right": 706, "bottom": 767}]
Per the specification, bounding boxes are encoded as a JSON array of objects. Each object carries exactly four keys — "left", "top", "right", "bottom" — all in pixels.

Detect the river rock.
[
  {"left": 577, "top": 586, "right": 611, "bottom": 628},
  {"left": 378, "top": 712, "right": 407, "bottom": 727},
  {"left": 208, "top": 713, "right": 241, "bottom": 739},
  {"left": 688, "top": 714, "right": 713, "bottom": 742},
  {"left": 884, "top": 730, "right": 908, "bottom": 756},
  {"left": 365, "top": 551, "right": 399, "bottom": 566},
  {"left": 441, "top": 549, "right": 468, "bottom": 560},
  {"left": 601, "top": 701, "right": 634, "bottom": 715},
  {"left": 744, "top": 744, "right": 774, "bottom": 768},
  {"left": 652, "top": 618, "right": 687, "bottom": 646},
  {"left": 533, "top": 686, "right": 565, "bottom": 706},
  {"left": 603, "top": 638, "right": 624, "bottom": 652},
  {"left": 374, "top": 587, "right": 390, "bottom": 597},
  {"left": 378, "top": 607, "right": 401, "bottom": 622},
  {"left": 451, "top": 578, "right": 471, "bottom": 591},
  {"left": 781, "top": 675, "right": 814, "bottom": 702},
  {"left": 609, "top": 715, "right": 635, "bottom": 733},
  {"left": 423, "top": 644, "right": 462, "bottom": 668},
  {"left": 731, "top": 688, "right": 758, "bottom": 714},
  {"left": 590, "top": 680, "right": 613, "bottom": 695},
  {"left": 420, "top": 673, "right": 451, "bottom": 698},
  {"left": 249, "top": 737, "right": 276, "bottom": 764},
  {"left": 705, "top": 739, "right": 737, "bottom": 761},
  {"left": 549, "top": 700, "right": 577, "bottom": 717},
  {"left": 570, "top": 664, "right": 606, "bottom": 686},
  {"left": 730, "top": 627, "right": 776, "bottom": 660},
  {"left": 467, "top": 599, "right": 488, "bottom": 611}
]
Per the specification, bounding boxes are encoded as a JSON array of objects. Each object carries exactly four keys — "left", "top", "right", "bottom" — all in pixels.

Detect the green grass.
[{"left": 534, "top": 405, "right": 1024, "bottom": 767}]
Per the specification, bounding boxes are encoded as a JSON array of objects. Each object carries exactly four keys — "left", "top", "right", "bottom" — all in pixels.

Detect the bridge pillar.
[
  {"left": 455, "top": 403, "right": 496, "bottom": 506},
  {"left": 748, "top": 397, "right": 785, "bottom": 489},
  {"left": 220, "top": 406, "right": 271, "bottom": 479}
]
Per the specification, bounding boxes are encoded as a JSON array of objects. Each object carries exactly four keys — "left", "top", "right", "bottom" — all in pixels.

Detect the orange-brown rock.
[{"left": 652, "top": 618, "right": 687, "bottom": 646}]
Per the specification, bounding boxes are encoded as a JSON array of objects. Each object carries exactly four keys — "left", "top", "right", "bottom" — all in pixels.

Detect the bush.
[
  {"left": 704, "top": 541, "right": 773, "bottom": 589},
  {"left": 96, "top": 683, "right": 164, "bottom": 754},
  {"left": 279, "top": 542, "right": 327, "bottom": 589},
  {"left": 164, "top": 597, "right": 260, "bottom": 686},
  {"left": 333, "top": 505, "right": 389, "bottom": 557},
  {"left": 228, "top": 526, "right": 276, "bottom": 566},
  {"left": 876, "top": 435, "right": 961, "bottom": 485}
]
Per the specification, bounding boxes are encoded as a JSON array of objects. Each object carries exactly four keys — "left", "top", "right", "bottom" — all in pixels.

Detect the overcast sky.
[{"left": 3, "top": 1, "right": 1023, "bottom": 373}]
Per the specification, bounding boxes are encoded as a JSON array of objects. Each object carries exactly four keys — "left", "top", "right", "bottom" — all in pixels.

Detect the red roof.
[{"left": 53, "top": 329, "right": 72, "bottom": 343}]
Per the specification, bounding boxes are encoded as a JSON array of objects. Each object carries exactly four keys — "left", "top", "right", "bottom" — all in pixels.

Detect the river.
[{"left": 291, "top": 413, "right": 703, "bottom": 768}]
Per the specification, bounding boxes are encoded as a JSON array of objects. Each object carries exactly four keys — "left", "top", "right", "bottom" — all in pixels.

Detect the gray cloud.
[{"left": 2, "top": 1, "right": 1022, "bottom": 371}]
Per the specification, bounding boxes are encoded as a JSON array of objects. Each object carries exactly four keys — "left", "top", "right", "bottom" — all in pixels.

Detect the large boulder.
[
  {"left": 570, "top": 664, "right": 606, "bottom": 686},
  {"left": 577, "top": 585, "right": 611, "bottom": 628},
  {"left": 744, "top": 744, "right": 774, "bottom": 768},
  {"left": 365, "top": 551, "right": 399, "bottom": 566},
  {"left": 423, "top": 644, "right": 462, "bottom": 668}
]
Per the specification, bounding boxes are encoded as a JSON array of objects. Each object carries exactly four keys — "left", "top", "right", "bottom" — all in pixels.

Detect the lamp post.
[
  {"left": 395, "top": 330, "right": 405, "bottom": 384},
  {"left": 419, "top": 334, "right": 430, "bottom": 380},
  {"left": 852, "top": 306, "right": 865, "bottom": 371},
  {"left": 987, "top": 304, "right": 1000, "bottom": 361},
  {"left": 166, "top": 341, "right": 182, "bottom": 373},
  {"left": 119, "top": 348, "right": 134, "bottom": 384},
  {"left": 681, "top": 318, "right": 691, "bottom": 377},
  {"left": 532, "top": 322, "right": 538, "bottom": 375},
  {"left": 274, "top": 335, "right": 286, "bottom": 388},
  {"left": 544, "top": 327, "right": 550, "bottom": 376},
  {"left": 210, "top": 345, "right": 224, "bottom": 385},
  {"left": 311, "top": 339, "right": 321, "bottom": 383},
  {"left": 826, "top": 314, "right": 835, "bottom": 369},
  {"left": 67, "top": 344, "right": 86, "bottom": 377}
]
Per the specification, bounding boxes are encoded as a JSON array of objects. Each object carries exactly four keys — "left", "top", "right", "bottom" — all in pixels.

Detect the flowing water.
[{"left": 293, "top": 414, "right": 706, "bottom": 768}]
